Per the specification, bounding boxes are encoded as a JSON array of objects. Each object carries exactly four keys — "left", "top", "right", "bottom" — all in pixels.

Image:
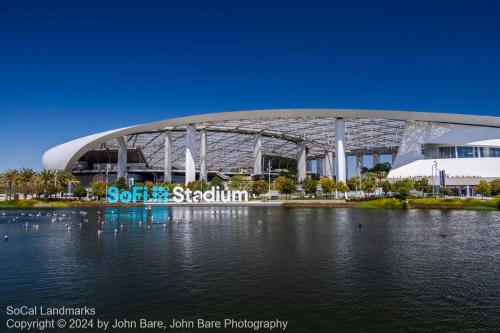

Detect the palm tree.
[
  {"left": 17, "top": 168, "right": 36, "bottom": 199},
  {"left": 58, "top": 171, "right": 79, "bottom": 196},
  {"left": 1, "top": 169, "right": 19, "bottom": 200},
  {"left": 37, "top": 169, "right": 55, "bottom": 198}
]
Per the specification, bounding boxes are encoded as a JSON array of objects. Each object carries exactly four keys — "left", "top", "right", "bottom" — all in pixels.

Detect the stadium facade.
[{"left": 42, "top": 109, "right": 500, "bottom": 194}]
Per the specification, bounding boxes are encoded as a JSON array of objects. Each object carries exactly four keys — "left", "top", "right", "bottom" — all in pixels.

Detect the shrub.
[
  {"left": 393, "top": 178, "right": 415, "bottom": 198},
  {"left": 381, "top": 180, "right": 393, "bottom": 194},
  {"left": 73, "top": 185, "right": 87, "bottom": 200},
  {"left": 115, "top": 177, "right": 128, "bottom": 190},
  {"left": 490, "top": 179, "right": 500, "bottom": 196},
  {"left": 251, "top": 180, "right": 268, "bottom": 196},
  {"left": 210, "top": 175, "right": 224, "bottom": 188}
]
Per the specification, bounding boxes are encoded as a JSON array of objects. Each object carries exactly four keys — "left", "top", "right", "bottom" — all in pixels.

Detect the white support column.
[
  {"left": 297, "top": 141, "right": 307, "bottom": 181},
  {"left": 117, "top": 136, "right": 127, "bottom": 180},
  {"left": 164, "top": 131, "right": 172, "bottom": 182},
  {"left": 253, "top": 134, "right": 262, "bottom": 175},
  {"left": 356, "top": 154, "right": 363, "bottom": 177},
  {"left": 200, "top": 129, "right": 207, "bottom": 181},
  {"left": 335, "top": 119, "right": 346, "bottom": 183},
  {"left": 185, "top": 125, "right": 196, "bottom": 185},
  {"left": 373, "top": 152, "right": 380, "bottom": 167},
  {"left": 324, "top": 151, "right": 333, "bottom": 179}
]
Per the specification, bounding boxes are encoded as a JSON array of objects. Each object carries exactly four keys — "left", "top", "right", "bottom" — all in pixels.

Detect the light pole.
[
  {"left": 268, "top": 160, "right": 271, "bottom": 200},
  {"left": 54, "top": 170, "right": 58, "bottom": 198},
  {"left": 105, "top": 163, "right": 110, "bottom": 201},
  {"left": 432, "top": 160, "right": 438, "bottom": 196}
]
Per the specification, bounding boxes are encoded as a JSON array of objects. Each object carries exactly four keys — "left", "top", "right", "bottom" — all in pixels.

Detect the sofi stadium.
[{"left": 42, "top": 109, "right": 500, "bottom": 194}]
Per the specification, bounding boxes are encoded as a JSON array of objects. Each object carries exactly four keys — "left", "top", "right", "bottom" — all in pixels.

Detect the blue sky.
[{"left": 0, "top": 0, "right": 499, "bottom": 171}]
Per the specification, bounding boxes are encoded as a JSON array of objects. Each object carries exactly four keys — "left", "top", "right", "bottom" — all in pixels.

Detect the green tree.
[
  {"left": 279, "top": 178, "right": 296, "bottom": 199},
  {"left": 45, "top": 183, "right": 60, "bottom": 198},
  {"left": 251, "top": 180, "right": 268, "bottom": 196},
  {"left": 1, "top": 169, "right": 19, "bottom": 200},
  {"left": 381, "top": 180, "right": 393, "bottom": 195},
  {"left": 17, "top": 168, "right": 36, "bottom": 199},
  {"left": 115, "top": 177, "right": 128, "bottom": 191},
  {"left": 274, "top": 176, "right": 287, "bottom": 192},
  {"left": 347, "top": 176, "right": 361, "bottom": 191},
  {"left": 414, "top": 177, "right": 432, "bottom": 196},
  {"left": 210, "top": 175, "right": 224, "bottom": 188},
  {"left": 489, "top": 179, "right": 500, "bottom": 196},
  {"left": 393, "top": 178, "right": 415, "bottom": 199},
  {"left": 91, "top": 181, "right": 107, "bottom": 200},
  {"left": 58, "top": 171, "right": 80, "bottom": 195},
  {"left": 319, "top": 178, "right": 335, "bottom": 197},
  {"left": 73, "top": 186, "right": 87, "bottom": 200},
  {"left": 439, "top": 186, "right": 453, "bottom": 198},
  {"left": 371, "top": 162, "right": 392, "bottom": 174},
  {"left": 38, "top": 169, "right": 54, "bottom": 187},
  {"left": 362, "top": 162, "right": 392, "bottom": 175},
  {"left": 336, "top": 181, "right": 349, "bottom": 193},
  {"left": 229, "top": 173, "right": 247, "bottom": 191},
  {"left": 302, "top": 176, "right": 318, "bottom": 195},
  {"left": 475, "top": 180, "right": 491, "bottom": 199},
  {"left": 361, "top": 176, "right": 377, "bottom": 195}
]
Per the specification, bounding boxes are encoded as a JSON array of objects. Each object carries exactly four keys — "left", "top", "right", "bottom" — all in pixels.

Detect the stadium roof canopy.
[{"left": 43, "top": 109, "right": 500, "bottom": 173}]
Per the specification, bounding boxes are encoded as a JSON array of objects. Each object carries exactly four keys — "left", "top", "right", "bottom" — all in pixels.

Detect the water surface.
[{"left": 0, "top": 207, "right": 499, "bottom": 332}]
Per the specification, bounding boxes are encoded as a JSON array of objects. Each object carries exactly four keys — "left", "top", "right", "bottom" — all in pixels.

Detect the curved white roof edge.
[{"left": 42, "top": 109, "right": 500, "bottom": 171}]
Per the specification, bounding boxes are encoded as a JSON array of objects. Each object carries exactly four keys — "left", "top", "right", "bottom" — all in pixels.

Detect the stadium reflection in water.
[{"left": 0, "top": 207, "right": 499, "bottom": 332}]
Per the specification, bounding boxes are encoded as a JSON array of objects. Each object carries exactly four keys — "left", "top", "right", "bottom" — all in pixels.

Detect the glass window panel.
[
  {"left": 491, "top": 148, "right": 500, "bottom": 157},
  {"left": 477, "top": 147, "right": 484, "bottom": 157},
  {"left": 457, "top": 146, "right": 474, "bottom": 158},
  {"left": 439, "top": 147, "right": 455, "bottom": 158}
]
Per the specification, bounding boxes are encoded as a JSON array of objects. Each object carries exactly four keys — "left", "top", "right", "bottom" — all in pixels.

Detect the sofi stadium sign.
[{"left": 107, "top": 185, "right": 248, "bottom": 203}]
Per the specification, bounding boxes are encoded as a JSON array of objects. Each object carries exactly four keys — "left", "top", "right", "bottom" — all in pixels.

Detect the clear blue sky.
[{"left": 1, "top": 0, "right": 499, "bottom": 171}]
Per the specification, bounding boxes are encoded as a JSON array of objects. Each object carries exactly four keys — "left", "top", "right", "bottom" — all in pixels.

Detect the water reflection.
[{"left": 0, "top": 207, "right": 498, "bottom": 332}]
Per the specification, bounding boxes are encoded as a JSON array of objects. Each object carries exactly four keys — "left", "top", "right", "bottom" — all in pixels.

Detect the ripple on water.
[{"left": 0, "top": 207, "right": 499, "bottom": 331}]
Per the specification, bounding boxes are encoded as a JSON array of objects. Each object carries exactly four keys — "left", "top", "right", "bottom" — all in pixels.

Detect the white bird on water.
[{"left": 3, "top": 235, "right": 8, "bottom": 241}]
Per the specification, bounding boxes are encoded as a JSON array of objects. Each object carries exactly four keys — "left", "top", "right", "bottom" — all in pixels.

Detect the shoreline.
[{"left": 0, "top": 198, "right": 498, "bottom": 211}]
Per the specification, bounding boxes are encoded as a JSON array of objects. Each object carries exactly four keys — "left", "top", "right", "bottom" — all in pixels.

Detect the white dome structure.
[{"left": 42, "top": 109, "right": 500, "bottom": 188}]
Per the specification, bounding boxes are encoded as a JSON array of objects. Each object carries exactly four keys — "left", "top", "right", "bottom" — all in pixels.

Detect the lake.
[{"left": 0, "top": 207, "right": 499, "bottom": 332}]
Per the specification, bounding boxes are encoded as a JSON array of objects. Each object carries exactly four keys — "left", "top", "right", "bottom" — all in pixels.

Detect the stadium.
[{"left": 42, "top": 109, "right": 500, "bottom": 195}]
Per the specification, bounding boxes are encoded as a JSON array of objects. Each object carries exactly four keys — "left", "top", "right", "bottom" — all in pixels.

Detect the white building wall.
[{"left": 389, "top": 121, "right": 500, "bottom": 180}]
